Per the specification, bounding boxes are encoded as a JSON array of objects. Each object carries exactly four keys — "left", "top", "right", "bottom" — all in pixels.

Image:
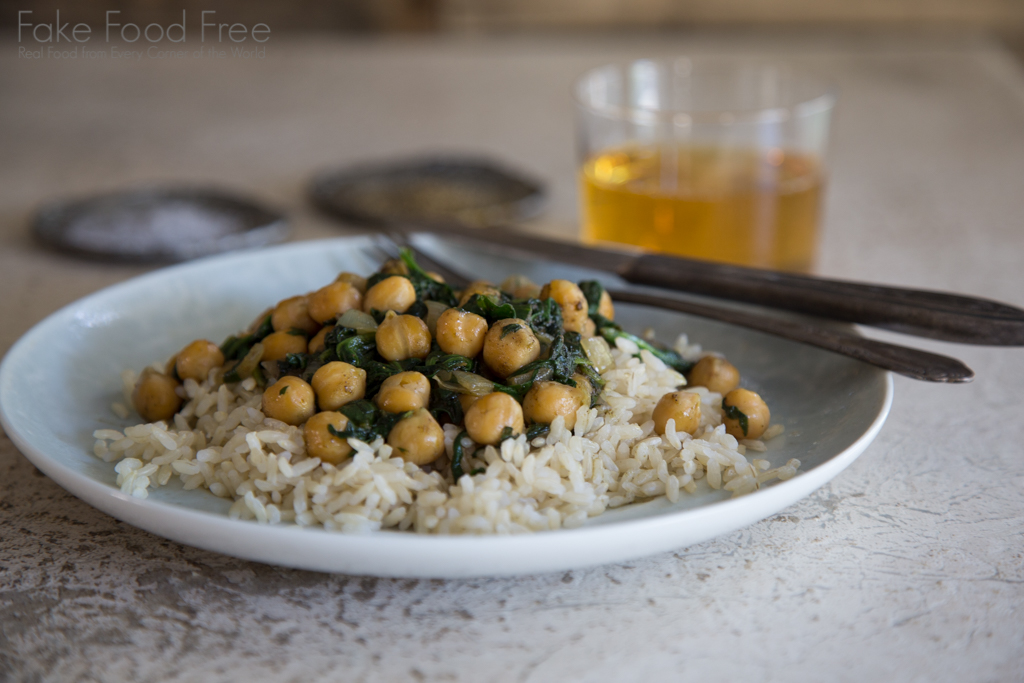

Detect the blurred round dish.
[
  {"left": 32, "top": 186, "right": 288, "bottom": 263},
  {"left": 309, "top": 156, "right": 545, "bottom": 228}
]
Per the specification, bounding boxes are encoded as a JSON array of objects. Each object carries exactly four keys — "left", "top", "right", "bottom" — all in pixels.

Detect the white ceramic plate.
[{"left": 0, "top": 236, "right": 892, "bottom": 578}]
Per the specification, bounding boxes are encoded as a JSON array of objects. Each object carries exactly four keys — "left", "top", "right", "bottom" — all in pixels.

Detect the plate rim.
[{"left": 0, "top": 236, "right": 893, "bottom": 578}]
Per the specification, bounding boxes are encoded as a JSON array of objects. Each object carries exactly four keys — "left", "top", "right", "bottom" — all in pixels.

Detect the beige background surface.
[
  {"left": 1, "top": 31, "right": 1024, "bottom": 682},
  {"left": 5, "top": 0, "right": 1024, "bottom": 33},
  {"left": 442, "top": 0, "right": 1024, "bottom": 29}
]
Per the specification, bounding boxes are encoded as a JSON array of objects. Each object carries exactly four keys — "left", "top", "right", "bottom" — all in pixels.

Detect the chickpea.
[
  {"left": 261, "top": 330, "right": 311, "bottom": 362},
  {"left": 423, "top": 301, "right": 449, "bottom": 337},
  {"left": 458, "top": 281, "right": 502, "bottom": 307},
  {"left": 375, "top": 311, "right": 432, "bottom": 361},
  {"left": 598, "top": 290, "right": 615, "bottom": 320},
  {"left": 307, "top": 281, "right": 362, "bottom": 324},
  {"left": 335, "top": 271, "right": 367, "bottom": 294},
  {"left": 652, "top": 391, "right": 701, "bottom": 436},
  {"left": 540, "top": 280, "right": 590, "bottom": 334},
  {"left": 379, "top": 258, "right": 409, "bottom": 276},
  {"left": 387, "top": 408, "right": 446, "bottom": 465},
  {"left": 308, "top": 325, "right": 332, "bottom": 354},
  {"left": 500, "top": 275, "right": 541, "bottom": 299},
  {"left": 174, "top": 340, "right": 224, "bottom": 382},
  {"left": 363, "top": 276, "right": 416, "bottom": 314},
  {"left": 722, "top": 388, "right": 771, "bottom": 440},
  {"left": 262, "top": 376, "right": 316, "bottom": 426},
  {"left": 271, "top": 296, "right": 320, "bottom": 336},
  {"left": 464, "top": 392, "right": 525, "bottom": 446},
  {"left": 482, "top": 318, "right": 540, "bottom": 378},
  {"left": 311, "top": 361, "right": 367, "bottom": 411},
  {"left": 246, "top": 307, "right": 273, "bottom": 333},
  {"left": 132, "top": 369, "right": 182, "bottom": 422},
  {"left": 571, "top": 373, "right": 594, "bottom": 407},
  {"left": 304, "top": 411, "right": 353, "bottom": 465},
  {"left": 580, "top": 317, "right": 597, "bottom": 337},
  {"left": 523, "top": 381, "right": 586, "bottom": 430},
  {"left": 435, "top": 309, "right": 488, "bottom": 358},
  {"left": 687, "top": 356, "right": 740, "bottom": 395},
  {"left": 459, "top": 393, "right": 482, "bottom": 414},
  {"left": 376, "top": 371, "right": 430, "bottom": 413}
]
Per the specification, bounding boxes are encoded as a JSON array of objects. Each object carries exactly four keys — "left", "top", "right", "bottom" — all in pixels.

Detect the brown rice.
[{"left": 94, "top": 334, "right": 797, "bottom": 534}]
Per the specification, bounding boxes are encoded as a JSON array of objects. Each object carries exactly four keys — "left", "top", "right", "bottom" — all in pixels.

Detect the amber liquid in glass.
[{"left": 581, "top": 145, "right": 823, "bottom": 272}]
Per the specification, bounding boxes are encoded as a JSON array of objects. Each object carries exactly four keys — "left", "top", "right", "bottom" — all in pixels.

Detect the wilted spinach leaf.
[
  {"left": 406, "top": 300, "right": 429, "bottom": 320},
  {"left": 500, "top": 323, "right": 523, "bottom": 339},
  {"left": 721, "top": 399, "right": 749, "bottom": 436},
  {"left": 450, "top": 430, "right": 471, "bottom": 480},
  {"left": 503, "top": 330, "right": 605, "bottom": 402},
  {"left": 328, "top": 399, "right": 411, "bottom": 445},
  {"left": 591, "top": 313, "right": 693, "bottom": 375},
  {"left": 460, "top": 293, "right": 515, "bottom": 321},
  {"left": 277, "top": 353, "right": 308, "bottom": 375},
  {"left": 579, "top": 280, "right": 605, "bottom": 317},
  {"left": 526, "top": 422, "right": 550, "bottom": 440},
  {"left": 398, "top": 248, "right": 458, "bottom": 307},
  {"left": 220, "top": 314, "right": 274, "bottom": 361},
  {"left": 461, "top": 293, "right": 564, "bottom": 346}
]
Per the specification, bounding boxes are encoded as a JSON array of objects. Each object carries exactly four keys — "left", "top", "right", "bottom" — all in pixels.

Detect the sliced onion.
[
  {"left": 581, "top": 335, "right": 613, "bottom": 373},
  {"left": 432, "top": 370, "right": 493, "bottom": 395},
  {"left": 337, "top": 309, "right": 378, "bottom": 333},
  {"left": 424, "top": 301, "right": 450, "bottom": 337},
  {"left": 453, "top": 370, "right": 495, "bottom": 396},
  {"left": 533, "top": 330, "right": 554, "bottom": 347},
  {"left": 260, "top": 360, "right": 281, "bottom": 384},
  {"left": 231, "top": 342, "right": 265, "bottom": 380},
  {"left": 506, "top": 364, "right": 552, "bottom": 386},
  {"left": 433, "top": 372, "right": 464, "bottom": 394}
]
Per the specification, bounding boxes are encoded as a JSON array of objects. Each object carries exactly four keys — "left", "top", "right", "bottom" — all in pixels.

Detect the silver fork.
[
  {"left": 368, "top": 234, "right": 974, "bottom": 383},
  {"left": 369, "top": 233, "right": 472, "bottom": 287}
]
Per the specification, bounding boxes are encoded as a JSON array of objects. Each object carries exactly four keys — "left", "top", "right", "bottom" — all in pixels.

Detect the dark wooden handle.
[
  {"left": 623, "top": 254, "right": 1024, "bottom": 346},
  {"left": 377, "top": 223, "right": 1024, "bottom": 345},
  {"left": 608, "top": 290, "right": 975, "bottom": 383},
  {"left": 383, "top": 236, "right": 974, "bottom": 382}
]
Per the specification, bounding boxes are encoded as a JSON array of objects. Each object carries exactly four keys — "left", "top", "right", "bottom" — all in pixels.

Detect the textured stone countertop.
[{"left": 2, "top": 32, "right": 1023, "bottom": 682}]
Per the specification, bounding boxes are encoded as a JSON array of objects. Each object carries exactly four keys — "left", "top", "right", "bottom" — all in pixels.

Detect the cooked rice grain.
[{"left": 94, "top": 335, "right": 798, "bottom": 533}]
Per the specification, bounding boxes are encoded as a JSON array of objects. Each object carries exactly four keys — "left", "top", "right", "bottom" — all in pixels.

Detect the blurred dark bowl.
[
  {"left": 309, "top": 156, "right": 546, "bottom": 229},
  {"left": 33, "top": 186, "right": 289, "bottom": 263}
]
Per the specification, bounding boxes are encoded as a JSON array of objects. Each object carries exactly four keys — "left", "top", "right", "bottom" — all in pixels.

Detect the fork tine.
[
  {"left": 364, "top": 234, "right": 402, "bottom": 264},
  {"left": 384, "top": 232, "right": 473, "bottom": 288}
]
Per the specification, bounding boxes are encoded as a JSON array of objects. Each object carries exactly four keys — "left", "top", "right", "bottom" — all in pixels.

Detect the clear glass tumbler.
[{"left": 575, "top": 57, "right": 836, "bottom": 272}]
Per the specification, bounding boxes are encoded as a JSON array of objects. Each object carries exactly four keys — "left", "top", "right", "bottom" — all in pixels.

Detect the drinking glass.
[{"left": 575, "top": 57, "right": 836, "bottom": 272}]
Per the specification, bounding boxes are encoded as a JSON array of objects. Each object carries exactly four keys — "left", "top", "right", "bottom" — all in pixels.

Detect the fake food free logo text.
[
  {"left": 18, "top": 10, "right": 269, "bottom": 60},
  {"left": 18, "top": 10, "right": 268, "bottom": 44}
]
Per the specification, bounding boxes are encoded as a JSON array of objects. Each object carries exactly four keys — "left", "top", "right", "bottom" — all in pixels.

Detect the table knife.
[{"left": 396, "top": 221, "right": 1024, "bottom": 346}]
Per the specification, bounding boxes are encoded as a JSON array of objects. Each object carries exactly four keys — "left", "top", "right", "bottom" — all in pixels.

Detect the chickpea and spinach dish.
[{"left": 102, "top": 249, "right": 795, "bottom": 533}]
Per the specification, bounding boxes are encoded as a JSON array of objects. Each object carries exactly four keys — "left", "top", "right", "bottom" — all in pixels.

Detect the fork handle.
[
  {"left": 622, "top": 255, "right": 1024, "bottom": 346},
  {"left": 608, "top": 290, "right": 975, "bottom": 383}
]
